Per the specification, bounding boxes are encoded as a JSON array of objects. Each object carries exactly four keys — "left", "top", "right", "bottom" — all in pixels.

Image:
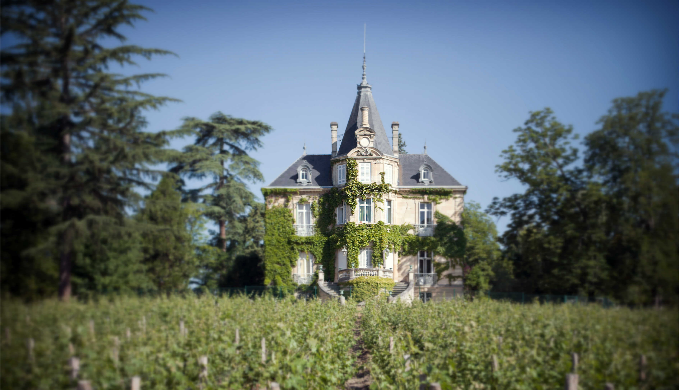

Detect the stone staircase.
[
  {"left": 323, "top": 281, "right": 341, "bottom": 297},
  {"left": 390, "top": 282, "right": 408, "bottom": 297}
]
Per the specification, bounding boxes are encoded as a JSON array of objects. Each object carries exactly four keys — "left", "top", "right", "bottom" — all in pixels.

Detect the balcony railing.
[
  {"left": 294, "top": 224, "right": 315, "bottom": 237},
  {"left": 293, "top": 273, "right": 314, "bottom": 285},
  {"left": 413, "top": 224, "right": 436, "bottom": 236},
  {"left": 338, "top": 268, "right": 393, "bottom": 283},
  {"left": 414, "top": 273, "right": 438, "bottom": 286}
]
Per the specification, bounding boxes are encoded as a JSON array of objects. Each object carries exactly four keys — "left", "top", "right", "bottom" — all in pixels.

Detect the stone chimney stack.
[
  {"left": 391, "top": 122, "right": 399, "bottom": 156},
  {"left": 361, "top": 106, "right": 369, "bottom": 128},
  {"left": 330, "top": 122, "right": 338, "bottom": 157}
]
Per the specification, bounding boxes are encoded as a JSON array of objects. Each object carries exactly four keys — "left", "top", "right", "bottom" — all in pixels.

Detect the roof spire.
[
  {"left": 303, "top": 143, "right": 307, "bottom": 156},
  {"left": 361, "top": 24, "right": 368, "bottom": 86},
  {"left": 424, "top": 141, "right": 427, "bottom": 155}
]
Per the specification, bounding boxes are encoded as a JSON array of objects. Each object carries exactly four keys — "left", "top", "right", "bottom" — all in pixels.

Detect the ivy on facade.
[{"left": 264, "top": 158, "right": 461, "bottom": 285}]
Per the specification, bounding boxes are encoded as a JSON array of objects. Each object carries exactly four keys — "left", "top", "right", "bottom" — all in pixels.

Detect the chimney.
[
  {"left": 391, "top": 122, "right": 399, "bottom": 156},
  {"left": 330, "top": 122, "right": 338, "bottom": 157},
  {"left": 361, "top": 106, "right": 369, "bottom": 128}
]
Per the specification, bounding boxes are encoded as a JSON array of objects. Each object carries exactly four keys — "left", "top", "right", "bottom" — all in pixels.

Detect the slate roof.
[
  {"left": 398, "top": 154, "right": 463, "bottom": 187},
  {"left": 337, "top": 62, "right": 394, "bottom": 157},
  {"left": 266, "top": 153, "right": 464, "bottom": 188},
  {"left": 267, "top": 154, "right": 332, "bottom": 187}
]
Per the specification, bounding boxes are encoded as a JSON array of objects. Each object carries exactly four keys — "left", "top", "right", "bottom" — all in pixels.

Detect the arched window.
[
  {"left": 419, "top": 164, "right": 433, "bottom": 184},
  {"left": 296, "top": 163, "right": 312, "bottom": 185}
]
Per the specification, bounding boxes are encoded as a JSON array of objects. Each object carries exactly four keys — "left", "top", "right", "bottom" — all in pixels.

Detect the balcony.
[
  {"left": 294, "top": 224, "right": 315, "bottom": 237},
  {"left": 293, "top": 273, "right": 314, "bottom": 285},
  {"left": 338, "top": 268, "right": 393, "bottom": 283},
  {"left": 413, "top": 224, "right": 436, "bottom": 237},
  {"left": 414, "top": 273, "right": 438, "bottom": 286}
]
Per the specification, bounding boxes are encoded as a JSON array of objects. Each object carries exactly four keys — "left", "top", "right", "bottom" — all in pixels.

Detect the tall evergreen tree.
[
  {"left": 584, "top": 90, "right": 679, "bottom": 304},
  {"left": 138, "top": 176, "right": 197, "bottom": 291},
  {"left": 1, "top": 0, "right": 179, "bottom": 300},
  {"left": 170, "top": 112, "right": 272, "bottom": 252},
  {"left": 398, "top": 133, "right": 407, "bottom": 154}
]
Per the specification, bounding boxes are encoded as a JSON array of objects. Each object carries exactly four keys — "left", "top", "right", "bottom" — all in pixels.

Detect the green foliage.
[
  {"left": 342, "top": 159, "right": 394, "bottom": 210},
  {"left": 342, "top": 275, "right": 395, "bottom": 302},
  {"left": 363, "top": 299, "right": 679, "bottom": 389},
  {"left": 401, "top": 188, "right": 454, "bottom": 204},
  {"left": 1, "top": 0, "right": 181, "bottom": 299},
  {"left": 171, "top": 112, "right": 272, "bottom": 251},
  {"left": 138, "top": 176, "right": 198, "bottom": 291},
  {"left": 261, "top": 188, "right": 299, "bottom": 197},
  {"left": 462, "top": 201, "right": 512, "bottom": 292},
  {"left": 584, "top": 90, "right": 679, "bottom": 305},
  {"left": 263, "top": 207, "right": 297, "bottom": 286},
  {"left": 490, "top": 91, "right": 679, "bottom": 304},
  {"left": 0, "top": 295, "right": 359, "bottom": 389},
  {"left": 398, "top": 133, "right": 407, "bottom": 154},
  {"left": 488, "top": 108, "right": 608, "bottom": 296}
]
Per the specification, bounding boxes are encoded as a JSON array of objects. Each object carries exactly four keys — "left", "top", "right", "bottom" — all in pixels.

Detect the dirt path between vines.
[{"left": 344, "top": 306, "right": 372, "bottom": 390}]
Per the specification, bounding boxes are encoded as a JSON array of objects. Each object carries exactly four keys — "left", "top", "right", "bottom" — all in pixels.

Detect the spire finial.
[
  {"left": 424, "top": 141, "right": 427, "bottom": 155},
  {"left": 303, "top": 143, "right": 307, "bottom": 156},
  {"left": 361, "top": 24, "right": 368, "bottom": 86}
]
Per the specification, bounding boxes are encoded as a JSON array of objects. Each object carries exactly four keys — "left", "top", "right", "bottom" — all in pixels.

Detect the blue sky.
[{"left": 13, "top": 0, "right": 679, "bottom": 233}]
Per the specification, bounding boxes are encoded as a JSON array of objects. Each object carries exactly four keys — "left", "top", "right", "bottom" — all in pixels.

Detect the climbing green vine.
[
  {"left": 401, "top": 188, "right": 454, "bottom": 204},
  {"left": 263, "top": 158, "right": 463, "bottom": 285}
]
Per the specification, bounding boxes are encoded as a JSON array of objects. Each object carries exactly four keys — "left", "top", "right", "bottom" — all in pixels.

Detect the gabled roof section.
[
  {"left": 267, "top": 154, "right": 332, "bottom": 187},
  {"left": 398, "top": 154, "right": 464, "bottom": 187},
  {"left": 337, "top": 57, "right": 393, "bottom": 157}
]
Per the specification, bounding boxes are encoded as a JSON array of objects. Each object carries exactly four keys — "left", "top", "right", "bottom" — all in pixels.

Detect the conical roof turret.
[{"left": 336, "top": 56, "right": 394, "bottom": 156}]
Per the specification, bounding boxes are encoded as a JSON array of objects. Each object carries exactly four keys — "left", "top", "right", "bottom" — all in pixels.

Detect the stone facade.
[{"left": 263, "top": 57, "right": 467, "bottom": 300}]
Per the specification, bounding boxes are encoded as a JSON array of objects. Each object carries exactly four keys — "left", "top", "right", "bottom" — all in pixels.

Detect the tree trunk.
[
  {"left": 58, "top": 224, "right": 74, "bottom": 300},
  {"left": 219, "top": 219, "right": 226, "bottom": 252}
]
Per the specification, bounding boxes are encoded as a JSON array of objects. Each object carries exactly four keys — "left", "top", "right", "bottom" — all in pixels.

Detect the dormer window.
[
  {"left": 296, "top": 163, "right": 312, "bottom": 185},
  {"left": 419, "top": 164, "right": 433, "bottom": 185}
]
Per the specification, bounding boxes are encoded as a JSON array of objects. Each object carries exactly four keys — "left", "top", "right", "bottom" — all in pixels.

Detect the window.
[
  {"left": 359, "top": 248, "right": 373, "bottom": 268},
  {"left": 419, "top": 164, "right": 433, "bottom": 184},
  {"left": 419, "top": 202, "right": 433, "bottom": 226},
  {"left": 385, "top": 200, "right": 392, "bottom": 224},
  {"left": 358, "top": 198, "right": 372, "bottom": 223},
  {"left": 384, "top": 164, "right": 393, "bottom": 185},
  {"left": 418, "top": 251, "right": 433, "bottom": 274},
  {"left": 337, "top": 164, "right": 346, "bottom": 185},
  {"left": 359, "top": 162, "right": 371, "bottom": 183},
  {"left": 297, "top": 203, "right": 311, "bottom": 225},
  {"left": 297, "top": 253, "right": 314, "bottom": 275},
  {"left": 297, "top": 164, "right": 312, "bottom": 185},
  {"left": 336, "top": 202, "right": 346, "bottom": 225}
]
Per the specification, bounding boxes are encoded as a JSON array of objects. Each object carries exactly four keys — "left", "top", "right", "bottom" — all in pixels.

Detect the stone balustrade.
[{"left": 338, "top": 268, "right": 394, "bottom": 282}]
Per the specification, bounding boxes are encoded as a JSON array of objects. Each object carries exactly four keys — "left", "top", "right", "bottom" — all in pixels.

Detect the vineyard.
[{"left": 1, "top": 295, "right": 678, "bottom": 390}]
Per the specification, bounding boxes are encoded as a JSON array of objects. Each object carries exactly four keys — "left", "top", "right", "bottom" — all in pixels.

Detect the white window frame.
[
  {"left": 297, "top": 203, "right": 311, "bottom": 225},
  {"left": 418, "top": 251, "right": 433, "bottom": 274},
  {"left": 297, "top": 252, "right": 314, "bottom": 275},
  {"left": 421, "top": 169, "right": 429, "bottom": 181},
  {"left": 337, "top": 164, "right": 346, "bottom": 185},
  {"left": 359, "top": 248, "right": 373, "bottom": 268},
  {"left": 358, "top": 198, "right": 373, "bottom": 224},
  {"left": 419, "top": 202, "right": 433, "bottom": 226},
  {"left": 359, "top": 162, "right": 371, "bottom": 183},
  {"left": 385, "top": 200, "right": 392, "bottom": 224},
  {"left": 384, "top": 164, "right": 393, "bottom": 185},
  {"left": 336, "top": 202, "right": 346, "bottom": 225}
]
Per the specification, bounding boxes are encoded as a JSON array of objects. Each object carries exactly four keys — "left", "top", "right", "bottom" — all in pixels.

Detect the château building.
[{"left": 262, "top": 57, "right": 467, "bottom": 302}]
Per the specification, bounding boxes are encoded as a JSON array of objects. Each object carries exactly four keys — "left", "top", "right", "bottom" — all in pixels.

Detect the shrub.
[{"left": 342, "top": 276, "right": 395, "bottom": 302}]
